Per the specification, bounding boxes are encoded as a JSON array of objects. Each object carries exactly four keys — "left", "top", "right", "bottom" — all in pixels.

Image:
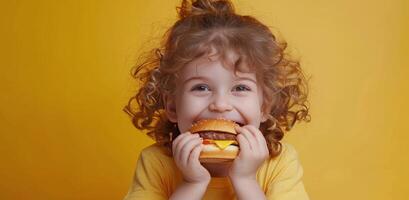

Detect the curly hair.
[{"left": 123, "top": 0, "right": 311, "bottom": 158}]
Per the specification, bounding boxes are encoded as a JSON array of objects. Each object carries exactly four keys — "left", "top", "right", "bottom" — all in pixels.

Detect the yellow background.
[{"left": 1, "top": 0, "right": 408, "bottom": 199}]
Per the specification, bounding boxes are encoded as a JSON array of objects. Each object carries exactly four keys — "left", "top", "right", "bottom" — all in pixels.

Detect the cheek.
[
  {"left": 234, "top": 96, "right": 263, "bottom": 122},
  {"left": 178, "top": 95, "right": 207, "bottom": 110},
  {"left": 176, "top": 99, "right": 208, "bottom": 132},
  {"left": 237, "top": 94, "right": 263, "bottom": 109}
]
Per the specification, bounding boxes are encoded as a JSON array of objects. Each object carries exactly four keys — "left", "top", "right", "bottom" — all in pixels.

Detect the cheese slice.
[{"left": 214, "top": 140, "right": 236, "bottom": 150}]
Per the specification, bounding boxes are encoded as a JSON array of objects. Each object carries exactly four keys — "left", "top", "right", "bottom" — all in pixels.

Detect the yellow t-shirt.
[{"left": 123, "top": 142, "right": 309, "bottom": 200}]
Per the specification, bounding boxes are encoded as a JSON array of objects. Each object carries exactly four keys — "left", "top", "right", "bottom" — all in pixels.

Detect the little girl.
[{"left": 123, "top": 0, "right": 311, "bottom": 199}]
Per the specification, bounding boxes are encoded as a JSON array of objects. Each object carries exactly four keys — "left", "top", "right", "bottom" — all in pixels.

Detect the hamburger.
[{"left": 190, "top": 118, "right": 241, "bottom": 163}]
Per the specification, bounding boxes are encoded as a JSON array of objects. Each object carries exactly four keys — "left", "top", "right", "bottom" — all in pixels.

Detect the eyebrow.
[
  {"left": 182, "top": 76, "right": 209, "bottom": 85},
  {"left": 182, "top": 76, "right": 257, "bottom": 85},
  {"left": 235, "top": 76, "right": 257, "bottom": 84}
]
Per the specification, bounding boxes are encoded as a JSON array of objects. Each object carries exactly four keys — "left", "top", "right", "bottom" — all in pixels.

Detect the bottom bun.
[{"left": 199, "top": 144, "right": 239, "bottom": 163}]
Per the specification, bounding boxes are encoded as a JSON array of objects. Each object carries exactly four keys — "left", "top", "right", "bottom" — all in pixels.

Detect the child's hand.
[
  {"left": 228, "top": 125, "right": 269, "bottom": 180},
  {"left": 172, "top": 132, "right": 211, "bottom": 184}
]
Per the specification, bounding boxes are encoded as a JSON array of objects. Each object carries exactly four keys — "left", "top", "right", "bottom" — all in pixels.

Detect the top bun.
[{"left": 190, "top": 118, "right": 238, "bottom": 135}]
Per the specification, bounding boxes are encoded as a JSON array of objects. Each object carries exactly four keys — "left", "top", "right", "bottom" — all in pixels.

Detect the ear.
[
  {"left": 261, "top": 112, "right": 269, "bottom": 123},
  {"left": 261, "top": 99, "right": 274, "bottom": 123},
  {"left": 162, "top": 92, "right": 178, "bottom": 123}
]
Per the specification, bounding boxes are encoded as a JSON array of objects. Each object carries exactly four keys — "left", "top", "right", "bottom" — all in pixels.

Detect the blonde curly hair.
[{"left": 123, "top": 0, "right": 311, "bottom": 158}]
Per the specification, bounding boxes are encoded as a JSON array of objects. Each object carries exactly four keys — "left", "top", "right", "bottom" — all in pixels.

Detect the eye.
[
  {"left": 190, "top": 84, "right": 210, "bottom": 92},
  {"left": 233, "top": 84, "right": 251, "bottom": 92}
]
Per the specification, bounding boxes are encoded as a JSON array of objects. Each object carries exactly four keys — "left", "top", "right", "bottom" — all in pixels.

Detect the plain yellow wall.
[{"left": 1, "top": 0, "right": 408, "bottom": 199}]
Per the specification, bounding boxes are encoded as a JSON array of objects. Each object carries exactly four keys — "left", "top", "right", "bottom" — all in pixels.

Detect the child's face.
[{"left": 164, "top": 53, "right": 269, "bottom": 133}]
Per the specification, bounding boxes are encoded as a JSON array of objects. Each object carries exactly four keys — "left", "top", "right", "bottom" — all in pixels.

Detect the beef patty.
[{"left": 197, "top": 131, "right": 237, "bottom": 140}]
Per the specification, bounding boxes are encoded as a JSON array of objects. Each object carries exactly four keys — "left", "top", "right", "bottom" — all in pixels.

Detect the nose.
[{"left": 208, "top": 94, "right": 233, "bottom": 112}]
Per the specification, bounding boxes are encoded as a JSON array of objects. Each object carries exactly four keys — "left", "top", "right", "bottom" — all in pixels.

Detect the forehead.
[{"left": 177, "top": 51, "right": 256, "bottom": 80}]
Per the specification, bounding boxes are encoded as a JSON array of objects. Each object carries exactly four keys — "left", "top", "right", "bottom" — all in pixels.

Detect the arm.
[
  {"left": 169, "top": 180, "right": 210, "bottom": 200},
  {"left": 228, "top": 125, "right": 269, "bottom": 200},
  {"left": 169, "top": 131, "right": 211, "bottom": 200},
  {"left": 229, "top": 176, "right": 266, "bottom": 200}
]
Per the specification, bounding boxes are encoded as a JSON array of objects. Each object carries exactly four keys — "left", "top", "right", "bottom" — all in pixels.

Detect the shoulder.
[
  {"left": 137, "top": 143, "right": 182, "bottom": 187},
  {"left": 135, "top": 143, "right": 180, "bottom": 182},
  {"left": 265, "top": 142, "right": 301, "bottom": 166},
  {"left": 139, "top": 143, "right": 171, "bottom": 157},
  {"left": 139, "top": 143, "right": 173, "bottom": 160},
  {"left": 276, "top": 142, "right": 304, "bottom": 175},
  {"left": 276, "top": 142, "right": 301, "bottom": 164},
  {"left": 126, "top": 144, "right": 178, "bottom": 199},
  {"left": 257, "top": 142, "right": 303, "bottom": 181}
]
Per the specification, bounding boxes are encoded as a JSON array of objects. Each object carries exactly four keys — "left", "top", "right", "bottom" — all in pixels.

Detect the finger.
[
  {"left": 245, "top": 125, "right": 264, "bottom": 145},
  {"left": 237, "top": 126, "right": 257, "bottom": 151},
  {"left": 236, "top": 133, "right": 250, "bottom": 157},
  {"left": 175, "top": 133, "right": 200, "bottom": 162},
  {"left": 172, "top": 133, "right": 194, "bottom": 160},
  {"left": 246, "top": 126, "right": 269, "bottom": 160},
  {"left": 246, "top": 125, "right": 269, "bottom": 153},
  {"left": 175, "top": 132, "right": 198, "bottom": 159},
  {"left": 188, "top": 143, "right": 203, "bottom": 166},
  {"left": 180, "top": 137, "right": 202, "bottom": 166},
  {"left": 172, "top": 131, "right": 190, "bottom": 155}
]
